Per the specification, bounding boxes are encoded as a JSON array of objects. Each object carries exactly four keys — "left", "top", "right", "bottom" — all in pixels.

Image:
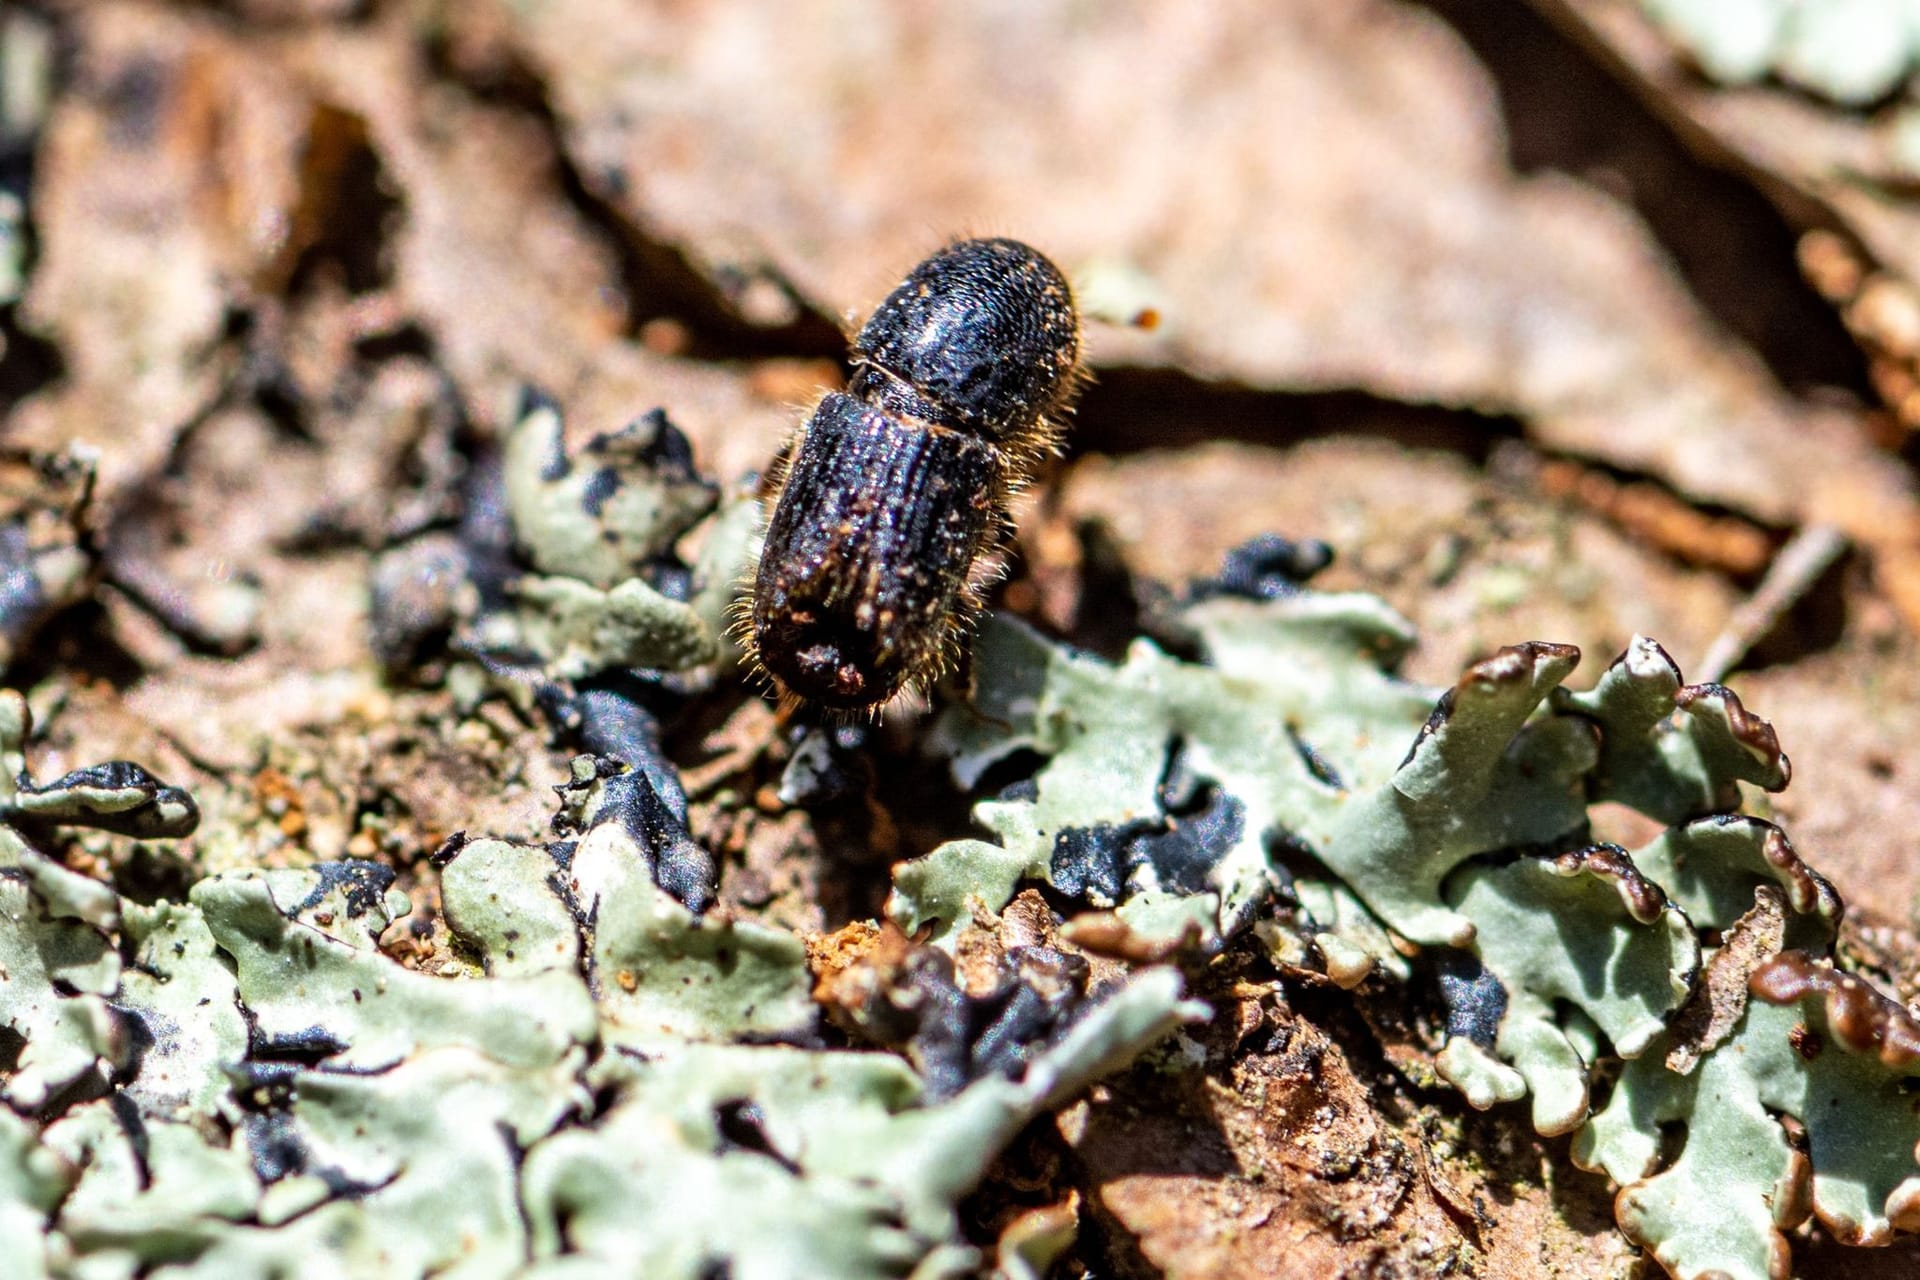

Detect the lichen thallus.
[{"left": 741, "top": 238, "right": 1084, "bottom": 717}]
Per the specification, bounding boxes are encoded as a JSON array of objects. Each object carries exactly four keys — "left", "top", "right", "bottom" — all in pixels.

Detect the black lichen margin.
[
  {"left": 550, "top": 746, "right": 716, "bottom": 917},
  {"left": 1432, "top": 950, "right": 1507, "bottom": 1051},
  {"left": 3, "top": 724, "right": 201, "bottom": 843},
  {"left": 285, "top": 861, "right": 397, "bottom": 921},
  {"left": 1189, "top": 533, "right": 1334, "bottom": 603},
  {"left": 747, "top": 238, "right": 1083, "bottom": 716},
  {"left": 859, "top": 944, "right": 1097, "bottom": 1101},
  {"left": 1049, "top": 788, "right": 1246, "bottom": 905}
]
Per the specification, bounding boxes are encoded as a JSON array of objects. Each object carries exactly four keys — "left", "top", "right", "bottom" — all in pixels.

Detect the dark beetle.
[{"left": 746, "top": 238, "right": 1082, "bottom": 715}]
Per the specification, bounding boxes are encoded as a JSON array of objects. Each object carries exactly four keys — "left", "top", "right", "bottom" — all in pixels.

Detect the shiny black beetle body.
[{"left": 748, "top": 238, "right": 1082, "bottom": 715}]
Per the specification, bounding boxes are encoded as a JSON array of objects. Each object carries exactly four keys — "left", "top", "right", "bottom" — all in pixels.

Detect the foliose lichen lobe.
[
  {"left": 886, "top": 537, "right": 1919, "bottom": 1280},
  {"left": 11, "top": 388, "right": 1920, "bottom": 1280},
  {"left": 1750, "top": 952, "right": 1920, "bottom": 1067}
]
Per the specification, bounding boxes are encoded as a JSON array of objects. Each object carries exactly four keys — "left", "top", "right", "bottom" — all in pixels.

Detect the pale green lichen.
[
  {"left": 1576, "top": 958, "right": 1920, "bottom": 1277},
  {"left": 5, "top": 416, "right": 1917, "bottom": 1280},
  {"left": 1439, "top": 849, "right": 1697, "bottom": 1135},
  {"left": 465, "top": 395, "right": 759, "bottom": 681},
  {"left": 1552, "top": 634, "right": 1790, "bottom": 823},
  {"left": 1641, "top": 0, "right": 1920, "bottom": 106},
  {"left": 888, "top": 580, "right": 1909, "bottom": 1280},
  {"left": 503, "top": 396, "right": 719, "bottom": 590},
  {"left": 520, "top": 970, "right": 1197, "bottom": 1280},
  {"left": 0, "top": 1109, "right": 68, "bottom": 1280},
  {"left": 481, "top": 572, "right": 717, "bottom": 680},
  {"left": 0, "top": 6, "right": 42, "bottom": 323},
  {"left": 2, "top": 713, "right": 1200, "bottom": 1279},
  {"left": 0, "top": 189, "right": 21, "bottom": 316},
  {"left": 116, "top": 900, "right": 249, "bottom": 1120},
  {"left": 0, "top": 688, "right": 200, "bottom": 1110},
  {"left": 0, "top": 874, "right": 120, "bottom": 1113},
  {"left": 902, "top": 592, "right": 1433, "bottom": 947}
]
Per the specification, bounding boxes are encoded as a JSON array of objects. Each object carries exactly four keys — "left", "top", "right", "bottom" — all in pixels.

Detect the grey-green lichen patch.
[
  {"left": 0, "top": 689, "right": 203, "bottom": 1110},
  {"left": 40, "top": 1100, "right": 260, "bottom": 1267},
  {"left": 1744, "top": 954, "right": 1920, "bottom": 1241},
  {"left": 194, "top": 866, "right": 598, "bottom": 1073},
  {"left": 519, "top": 969, "right": 1202, "bottom": 1280},
  {"left": 0, "top": 188, "right": 20, "bottom": 312},
  {"left": 1575, "top": 999, "right": 1805, "bottom": 1280},
  {"left": 460, "top": 392, "right": 757, "bottom": 684},
  {"left": 213, "top": 1045, "right": 588, "bottom": 1279},
  {"left": 2, "top": 689, "right": 1198, "bottom": 1280},
  {"left": 1574, "top": 956, "right": 1920, "bottom": 1279},
  {"left": 1625, "top": 813, "right": 1840, "bottom": 947},
  {"left": 0, "top": 1109, "right": 69, "bottom": 1280},
  {"left": 901, "top": 592, "right": 1437, "bottom": 948},
  {"left": 1438, "top": 848, "right": 1697, "bottom": 1135},
  {"left": 116, "top": 901, "right": 248, "bottom": 1120},
  {"left": 571, "top": 826, "right": 816, "bottom": 1047},
  {"left": 469, "top": 754, "right": 815, "bottom": 1044},
  {"left": 437, "top": 837, "right": 581, "bottom": 977},
  {"left": 481, "top": 571, "right": 716, "bottom": 679},
  {"left": 899, "top": 606, "right": 1603, "bottom": 957},
  {"left": 1553, "top": 634, "right": 1789, "bottom": 825},
  {"left": 1640, "top": 0, "right": 1920, "bottom": 106},
  {"left": 1322, "top": 641, "right": 1594, "bottom": 949},
  {"left": 0, "top": 875, "right": 120, "bottom": 1111},
  {"left": 891, "top": 577, "right": 1916, "bottom": 1278},
  {"left": 504, "top": 394, "right": 719, "bottom": 590}
]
